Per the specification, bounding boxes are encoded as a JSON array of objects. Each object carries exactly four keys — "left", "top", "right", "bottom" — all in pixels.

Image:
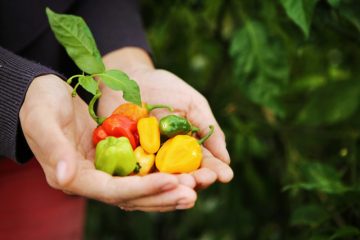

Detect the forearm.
[{"left": 0, "top": 47, "right": 61, "bottom": 162}]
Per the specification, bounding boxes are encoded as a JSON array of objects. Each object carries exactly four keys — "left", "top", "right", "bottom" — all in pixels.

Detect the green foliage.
[
  {"left": 47, "top": 8, "right": 142, "bottom": 115},
  {"left": 85, "top": 0, "right": 360, "bottom": 239},
  {"left": 46, "top": 8, "right": 105, "bottom": 74},
  {"left": 279, "top": 0, "right": 319, "bottom": 37},
  {"left": 94, "top": 70, "right": 142, "bottom": 106},
  {"left": 78, "top": 76, "right": 98, "bottom": 95}
]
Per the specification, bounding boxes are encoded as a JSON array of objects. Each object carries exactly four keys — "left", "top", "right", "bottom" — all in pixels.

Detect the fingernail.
[
  {"left": 56, "top": 161, "right": 67, "bottom": 184},
  {"left": 176, "top": 202, "right": 194, "bottom": 210},
  {"left": 177, "top": 198, "right": 191, "bottom": 206},
  {"left": 176, "top": 205, "right": 190, "bottom": 210}
]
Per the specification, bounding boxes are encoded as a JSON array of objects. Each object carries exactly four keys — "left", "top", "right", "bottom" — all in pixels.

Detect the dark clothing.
[{"left": 0, "top": 0, "right": 150, "bottom": 162}]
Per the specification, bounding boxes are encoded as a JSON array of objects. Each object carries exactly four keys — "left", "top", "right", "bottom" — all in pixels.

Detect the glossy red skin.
[{"left": 92, "top": 114, "right": 139, "bottom": 149}]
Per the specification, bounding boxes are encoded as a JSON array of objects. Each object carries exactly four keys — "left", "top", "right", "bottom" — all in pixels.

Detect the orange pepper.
[{"left": 112, "top": 102, "right": 173, "bottom": 122}]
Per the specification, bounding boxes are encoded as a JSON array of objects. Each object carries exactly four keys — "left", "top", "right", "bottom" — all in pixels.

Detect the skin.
[{"left": 19, "top": 47, "right": 233, "bottom": 212}]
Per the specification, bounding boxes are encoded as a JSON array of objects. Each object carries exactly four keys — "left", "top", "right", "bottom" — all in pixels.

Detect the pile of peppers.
[{"left": 93, "top": 102, "right": 214, "bottom": 176}]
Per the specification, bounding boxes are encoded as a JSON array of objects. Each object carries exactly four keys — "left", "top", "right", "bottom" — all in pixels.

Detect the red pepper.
[{"left": 92, "top": 114, "right": 139, "bottom": 149}]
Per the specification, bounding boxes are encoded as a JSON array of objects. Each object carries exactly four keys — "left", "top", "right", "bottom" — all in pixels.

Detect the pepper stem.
[
  {"left": 133, "top": 162, "right": 141, "bottom": 174},
  {"left": 89, "top": 90, "right": 106, "bottom": 125},
  {"left": 146, "top": 103, "right": 173, "bottom": 112},
  {"left": 66, "top": 74, "right": 83, "bottom": 85},
  {"left": 191, "top": 125, "right": 200, "bottom": 133},
  {"left": 71, "top": 82, "right": 81, "bottom": 97},
  {"left": 198, "top": 125, "right": 215, "bottom": 145}
]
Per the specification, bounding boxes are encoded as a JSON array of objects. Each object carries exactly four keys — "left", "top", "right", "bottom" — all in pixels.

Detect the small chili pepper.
[
  {"left": 134, "top": 146, "right": 155, "bottom": 176},
  {"left": 159, "top": 115, "right": 200, "bottom": 138},
  {"left": 112, "top": 102, "right": 173, "bottom": 122},
  {"left": 137, "top": 116, "right": 161, "bottom": 154},
  {"left": 155, "top": 125, "right": 214, "bottom": 173},
  {"left": 92, "top": 114, "right": 138, "bottom": 149},
  {"left": 95, "top": 137, "right": 138, "bottom": 176}
]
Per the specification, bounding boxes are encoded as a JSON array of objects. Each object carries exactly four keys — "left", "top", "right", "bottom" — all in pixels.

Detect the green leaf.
[
  {"left": 339, "top": 5, "right": 360, "bottom": 32},
  {"left": 229, "top": 20, "right": 289, "bottom": 117},
  {"left": 284, "top": 162, "right": 349, "bottom": 194},
  {"left": 330, "top": 226, "right": 360, "bottom": 240},
  {"left": 79, "top": 75, "right": 98, "bottom": 95},
  {"left": 290, "top": 204, "right": 329, "bottom": 227},
  {"left": 96, "top": 70, "right": 141, "bottom": 105},
  {"left": 279, "top": 0, "right": 318, "bottom": 37},
  {"left": 297, "top": 80, "right": 360, "bottom": 125},
  {"left": 46, "top": 7, "right": 105, "bottom": 74},
  {"left": 327, "top": 0, "right": 341, "bottom": 7}
]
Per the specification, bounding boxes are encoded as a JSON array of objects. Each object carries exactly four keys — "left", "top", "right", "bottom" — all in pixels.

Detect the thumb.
[
  {"left": 56, "top": 157, "right": 77, "bottom": 188},
  {"left": 49, "top": 131, "right": 80, "bottom": 189}
]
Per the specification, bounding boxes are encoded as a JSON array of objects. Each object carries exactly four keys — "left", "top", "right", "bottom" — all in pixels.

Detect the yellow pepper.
[
  {"left": 155, "top": 126, "right": 214, "bottom": 173},
  {"left": 134, "top": 146, "right": 155, "bottom": 176},
  {"left": 137, "top": 116, "right": 161, "bottom": 154}
]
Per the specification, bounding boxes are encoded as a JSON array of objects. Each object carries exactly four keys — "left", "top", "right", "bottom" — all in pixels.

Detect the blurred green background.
[{"left": 85, "top": 0, "right": 360, "bottom": 239}]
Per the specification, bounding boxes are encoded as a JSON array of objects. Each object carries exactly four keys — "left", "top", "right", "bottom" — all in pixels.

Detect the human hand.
[
  {"left": 99, "top": 48, "right": 234, "bottom": 189},
  {"left": 19, "top": 74, "right": 197, "bottom": 211}
]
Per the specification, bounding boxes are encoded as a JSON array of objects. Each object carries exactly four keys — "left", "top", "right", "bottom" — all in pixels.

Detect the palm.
[
  {"left": 98, "top": 69, "right": 233, "bottom": 188},
  {"left": 21, "top": 76, "right": 96, "bottom": 185},
  {"left": 20, "top": 75, "right": 197, "bottom": 211}
]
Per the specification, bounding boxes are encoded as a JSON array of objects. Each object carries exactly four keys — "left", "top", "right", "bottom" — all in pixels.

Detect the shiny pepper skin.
[
  {"left": 92, "top": 114, "right": 139, "bottom": 149},
  {"left": 159, "top": 115, "right": 199, "bottom": 138},
  {"left": 95, "top": 137, "right": 137, "bottom": 176},
  {"left": 155, "top": 135, "right": 202, "bottom": 173},
  {"left": 134, "top": 146, "right": 155, "bottom": 176},
  {"left": 137, "top": 116, "right": 161, "bottom": 154},
  {"left": 112, "top": 102, "right": 173, "bottom": 122},
  {"left": 155, "top": 126, "right": 214, "bottom": 173}
]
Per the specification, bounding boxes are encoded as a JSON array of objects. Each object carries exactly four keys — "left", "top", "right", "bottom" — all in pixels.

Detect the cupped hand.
[
  {"left": 99, "top": 48, "right": 234, "bottom": 189},
  {"left": 19, "top": 74, "right": 197, "bottom": 211}
]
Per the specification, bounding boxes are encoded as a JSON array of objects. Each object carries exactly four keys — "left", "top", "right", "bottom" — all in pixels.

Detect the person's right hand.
[{"left": 19, "top": 74, "right": 197, "bottom": 211}]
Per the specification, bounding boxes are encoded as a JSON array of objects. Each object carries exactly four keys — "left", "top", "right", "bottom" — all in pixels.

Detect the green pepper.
[
  {"left": 95, "top": 136, "right": 137, "bottom": 176},
  {"left": 159, "top": 115, "right": 199, "bottom": 138}
]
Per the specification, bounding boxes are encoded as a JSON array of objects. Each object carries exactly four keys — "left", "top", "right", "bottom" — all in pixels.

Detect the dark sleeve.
[
  {"left": 72, "top": 0, "right": 151, "bottom": 55},
  {"left": 0, "top": 47, "right": 62, "bottom": 163}
]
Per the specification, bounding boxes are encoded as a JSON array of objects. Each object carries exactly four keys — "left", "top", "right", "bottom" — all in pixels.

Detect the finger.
[
  {"left": 67, "top": 169, "right": 180, "bottom": 204},
  {"left": 187, "top": 100, "right": 230, "bottom": 164},
  {"left": 120, "top": 185, "right": 197, "bottom": 209},
  {"left": 191, "top": 168, "right": 217, "bottom": 190},
  {"left": 176, "top": 173, "right": 196, "bottom": 188},
  {"left": 201, "top": 148, "right": 234, "bottom": 183}
]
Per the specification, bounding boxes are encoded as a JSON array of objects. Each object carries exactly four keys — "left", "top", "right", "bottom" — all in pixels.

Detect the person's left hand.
[{"left": 98, "top": 48, "right": 233, "bottom": 189}]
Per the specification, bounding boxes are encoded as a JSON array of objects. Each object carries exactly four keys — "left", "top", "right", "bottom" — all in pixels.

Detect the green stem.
[
  {"left": 198, "top": 125, "right": 215, "bottom": 145},
  {"left": 67, "top": 74, "right": 83, "bottom": 85},
  {"left": 146, "top": 103, "right": 173, "bottom": 112},
  {"left": 89, "top": 90, "right": 105, "bottom": 125},
  {"left": 72, "top": 82, "right": 81, "bottom": 97},
  {"left": 191, "top": 125, "right": 200, "bottom": 133}
]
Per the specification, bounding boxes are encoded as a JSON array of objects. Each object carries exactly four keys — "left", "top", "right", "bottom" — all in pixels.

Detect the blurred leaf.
[
  {"left": 339, "top": 5, "right": 360, "bottom": 32},
  {"left": 330, "top": 226, "right": 360, "bottom": 240},
  {"left": 230, "top": 20, "right": 289, "bottom": 116},
  {"left": 284, "top": 162, "right": 349, "bottom": 194},
  {"left": 290, "top": 204, "right": 329, "bottom": 227},
  {"left": 279, "top": 0, "right": 319, "bottom": 37},
  {"left": 327, "top": 0, "right": 341, "bottom": 8},
  {"left": 292, "top": 74, "right": 326, "bottom": 91},
  {"left": 297, "top": 80, "right": 360, "bottom": 125}
]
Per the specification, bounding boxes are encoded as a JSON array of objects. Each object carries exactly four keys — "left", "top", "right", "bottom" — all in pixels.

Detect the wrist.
[{"left": 102, "top": 47, "right": 154, "bottom": 76}]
